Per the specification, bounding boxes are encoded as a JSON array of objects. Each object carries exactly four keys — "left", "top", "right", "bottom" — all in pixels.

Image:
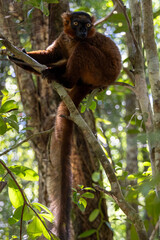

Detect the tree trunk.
[{"left": 125, "top": 93, "right": 138, "bottom": 240}]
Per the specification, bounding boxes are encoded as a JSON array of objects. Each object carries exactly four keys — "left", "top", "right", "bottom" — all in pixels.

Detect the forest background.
[{"left": 0, "top": 0, "right": 160, "bottom": 239}]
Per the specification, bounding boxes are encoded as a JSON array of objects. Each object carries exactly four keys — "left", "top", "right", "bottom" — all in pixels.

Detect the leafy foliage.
[
  {"left": 0, "top": 90, "right": 19, "bottom": 135},
  {"left": 0, "top": 161, "right": 56, "bottom": 240}
]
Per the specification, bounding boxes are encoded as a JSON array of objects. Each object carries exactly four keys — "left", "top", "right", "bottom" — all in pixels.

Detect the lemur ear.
[
  {"left": 61, "top": 12, "right": 72, "bottom": 25},
  {"left": 91, "top": 15, "right": 96, "bottom": 24}
]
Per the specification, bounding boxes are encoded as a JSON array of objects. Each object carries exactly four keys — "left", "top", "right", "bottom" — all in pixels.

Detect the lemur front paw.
[
  {"left": 41, "top": 68, "right": 55, "bottom": 82},
  {"left": 22, "top": 48, "right": 27, "bottom": 54}
]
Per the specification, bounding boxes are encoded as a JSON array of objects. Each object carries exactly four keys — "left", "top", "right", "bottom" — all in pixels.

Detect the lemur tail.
[{"left": 49, "top": 84, "right": 92, "bottom": 240}]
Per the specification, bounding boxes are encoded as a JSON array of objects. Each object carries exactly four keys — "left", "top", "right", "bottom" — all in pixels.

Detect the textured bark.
[
  {"left": 141, "top": 0, "right": 160, "bottom": 180},
  {"left": 71, "top": 112, "right": 113, "bottom": 239},
  {"left": 125, "top": 93, "right": 138, "bottom": 240},
  {"left": 127, "top": 0, "right": 154, "bottom": 173},
  {"left": 0, "top": 0, "right": 113, "bottom": 239}
]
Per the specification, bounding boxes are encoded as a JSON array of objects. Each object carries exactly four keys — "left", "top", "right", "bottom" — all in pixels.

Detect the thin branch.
[
  {"left": 94, "top": 3, "right": 117, "bottom": 26},
  {"left": 114, "top": 0, "right": 142, "bottom": 55},
  {"left": 94, "top": 185, "right": 115, "bottom": 198},
  {"left": 0, "top": 127, "right": 54, "bottom": 157},
  {"left": 113, "top": 81, "right": 136, "bottom": 93},
  {"left": 20, "top": 203, "right": 25, "bottom": 240},
  {"left": 123, "top": 67, "right": 135, "bottom": 84},
  {"left": 149, "top": 220, "right": 160, "bottom": 240}
]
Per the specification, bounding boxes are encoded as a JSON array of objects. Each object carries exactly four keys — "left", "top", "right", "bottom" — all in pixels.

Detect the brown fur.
[{"left": 9, "top": 11, "right": 121, "bottom": 240}]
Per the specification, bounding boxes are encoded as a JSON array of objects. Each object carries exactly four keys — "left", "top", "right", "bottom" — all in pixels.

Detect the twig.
[
  {"left": 123, "top": 67, "right": 135, "bottom": 84},
  {"left": 94, "top": 185, "right": 115, "bottom": 198},
  {"left": 0, "top": 127, "right": 54, "bottom": 157},
  {"left": 94, "top": 3, "right": 117, "bottom": 26},
  {"left": 20, "top": 203, "right": 25, "bottom": 240},
  {"left": 149, "top": 220, "right": 160, "bottom": 240},
  {"left": 114, "top": 0, "right": 142, "bottom": 55},
  {"left": 113, "top": 81, "right": 136, "bottom": 93}
]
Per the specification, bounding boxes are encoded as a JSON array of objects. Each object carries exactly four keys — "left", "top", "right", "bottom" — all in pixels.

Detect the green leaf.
[
  {"left": 40, "top": 213, "right": 54, "bottom": 222},
  {"left": 77, "top": 202, "right": 85, "bottom": 212},
  {"left": 0, "top": 116, "right": 7, "bottom": 135},
  {"left": 32, "top": 202, "right": 53, "bottom": 215},
  {"left": 72, "top": 191, "right": 80, "bottom": 204},
  {"left": 81, "top": 104, "right": 86, "bottom": 113},
  {"left": 92, "top": 171, "right": 100, "bottom": 182},
  {"left": 96, "top": 117, "right": 111, "bottom": 125},
  {"left": 23, "top": 205, "right": 34, "bottom": 221},
  {"left": 6, "top": 117, "right": 19, "bottom": 132},
  {"left": 27, "top": 216, "right": 43, "bottom": 239},
  {"left": 89, "top": 100, "right": 96, "bottom": 111},
  {"left": 78, "top": 229, "right": 96, "bottom": 238},
  {"left": 79, "top": 198, "right": 87, "bottom": 209},
  {"left": 153, "top": 9, "right": 160, "bottom": 19},
  {"left": 8, "top": 216, "right": 19, "bottom": 225},
  {"left": 11, "top": 235, "right": 18, "bottom": 239},
  {"left": 27, "top": 215, "right": 58, "bottom": 240},
  {"left": 8, "top": 114, "right": 18, "bottom": 122},
  {"left": 116, "top": 162, "right": 122, "bottom": 168},
  {"left": 1, "top": 89, "right": 9, "bottom": 105},
  {"left": 89, "top": 209, "right": 100, "bottom": 222},
  {"left": 83, "top": 187, "right": 96, "bottom": 192},
  {"left": 13, "top": 205, "right": 33, "bottom": 221},
  {"left": 81, "top": 192, "right": 94, "bottom": 199},
  {"left": 0, "top": 100, "right": 18, "bottom": 113},
  {"left": 1, "top": 89, "right": 9, "bottom": 96},
  {"left": 8, "top": 178, "right": 24, "bottom": 208},
  {"left": 0, "top": 162, "right": 5, "bottom": 174},
  {"left": 13, "top": 205, "right": 24, "bottom": 220},
  {"left": 72, "top": 187, "right": 77, "bottom": 192},
  {"left": 9, "top": 165, "right": 39, "bottom": 181},
  {"left": 143, "top": 162, "right": 151, "bottom": 167}
]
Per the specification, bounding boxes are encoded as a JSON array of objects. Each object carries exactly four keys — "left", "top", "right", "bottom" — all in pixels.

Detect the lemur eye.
[
  {"left": 73, "top": 21, "right": 78, "bottom": 26},
  {"left": 86, "top": 23, "right": 91, "bottom": 28}
]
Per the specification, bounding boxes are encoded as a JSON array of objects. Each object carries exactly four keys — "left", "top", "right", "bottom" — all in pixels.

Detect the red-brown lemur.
[{"left": 9, "top": 11, "right": 122, "bottom": 240}]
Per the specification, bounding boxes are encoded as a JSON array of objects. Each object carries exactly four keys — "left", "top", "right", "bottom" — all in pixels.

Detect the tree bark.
[
  {"left": 141, "top": 0, "right": 160, "bottom": 183},
  {"left": 125, "top": 93, "right": 138, "bottom": 240}
]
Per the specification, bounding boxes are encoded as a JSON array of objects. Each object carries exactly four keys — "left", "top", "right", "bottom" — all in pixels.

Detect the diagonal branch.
[
  {"left": 0, "top": 32, "right": 47, "bottom": 73},
  {"left": 114, "top": 0, "right": 142, "bottom": 55},
  {"left": 94, "top": 4, "right": 117, "bottom": 26},
  {"left": 0, "top": 127, "right": 54, "bottom": 157}
]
